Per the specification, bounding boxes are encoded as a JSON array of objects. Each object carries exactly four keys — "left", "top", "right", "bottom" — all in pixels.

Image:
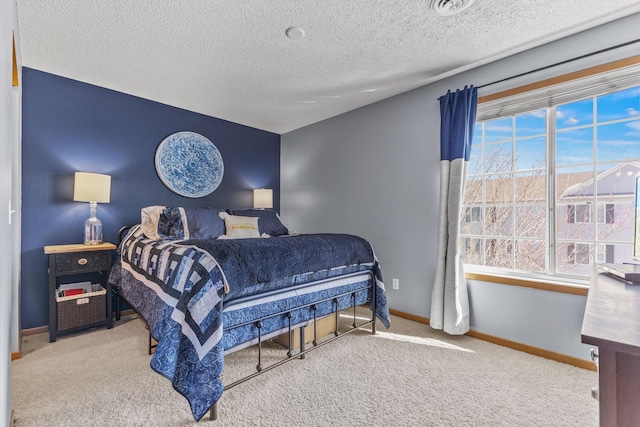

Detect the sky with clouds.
[{"left": 472, "top": 85, "right": 640, "bottom": 174}]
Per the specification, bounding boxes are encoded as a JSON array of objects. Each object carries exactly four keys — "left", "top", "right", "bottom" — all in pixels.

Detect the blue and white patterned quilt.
[{"left": 112, "top": 225, "right": 390, "bottom": 421}]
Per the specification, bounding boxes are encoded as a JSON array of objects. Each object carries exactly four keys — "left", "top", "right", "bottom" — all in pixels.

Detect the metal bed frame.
[
  {"left": 210, "top": 270, "right": 378, "bottom": 421},
  {"left": 114, "top": 226, "right": 379, "bottom": 422}
]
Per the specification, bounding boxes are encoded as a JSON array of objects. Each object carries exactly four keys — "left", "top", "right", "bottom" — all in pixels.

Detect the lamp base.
[{"left": 84, "top": 203, "right": 103, "bottom": 245}]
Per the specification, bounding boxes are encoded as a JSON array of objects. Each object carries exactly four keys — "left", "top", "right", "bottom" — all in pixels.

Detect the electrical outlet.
[{"left": 392, "top": 278, "right": 399, "bottom": 290}]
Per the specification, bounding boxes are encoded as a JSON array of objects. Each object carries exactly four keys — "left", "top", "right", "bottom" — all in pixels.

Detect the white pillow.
[
  {"left": 218, "top": 212, "right": 260, "bottom": 239},
  {"left": 140, "top": 205, "right": 166, "bottom": 240}
]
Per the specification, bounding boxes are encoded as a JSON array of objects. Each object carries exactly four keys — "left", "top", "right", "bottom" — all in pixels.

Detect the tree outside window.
[{"left": 461, "top": 85, "right": 640, "bottom": 280}]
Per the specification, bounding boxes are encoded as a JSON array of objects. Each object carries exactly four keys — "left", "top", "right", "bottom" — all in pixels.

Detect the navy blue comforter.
[
  {"left": 187, "top": 233, "right": 381, "bottom": 303},
  {"left": 112, "top": 226, "right": 389, "bottom": 421}
]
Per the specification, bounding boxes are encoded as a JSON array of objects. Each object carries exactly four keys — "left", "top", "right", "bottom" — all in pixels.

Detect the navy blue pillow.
[
  {"left": 158, "top": 207, "right": 226, "bottom": 240},
  {"left": 184, "top": 207, "right": 226, "bottom": 239},
  {"left": 231, "top": 209, "right": 289, "bottom": 236},
  {"left": 157, "top": 207, "right": 185, "bottom": 240}
]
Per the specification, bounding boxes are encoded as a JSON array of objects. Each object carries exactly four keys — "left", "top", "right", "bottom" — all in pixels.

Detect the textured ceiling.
[{"left": 16, "top": 1, "right": 640, "bottom": 134}]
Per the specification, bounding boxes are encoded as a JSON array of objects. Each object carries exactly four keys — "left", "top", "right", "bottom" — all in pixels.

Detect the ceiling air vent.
[{"left": 430, "top": 0, "right": 475, "bottom": 16}]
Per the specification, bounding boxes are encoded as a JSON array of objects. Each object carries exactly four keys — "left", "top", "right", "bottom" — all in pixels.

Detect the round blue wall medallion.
[{"left": 155, "top": 131, "right": 224, "bottom": 198}]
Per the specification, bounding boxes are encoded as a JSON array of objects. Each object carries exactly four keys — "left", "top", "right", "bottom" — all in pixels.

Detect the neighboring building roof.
[
  {"left": 465, "top": 161, "right": 640, "bottom": 205},
  {"left": 560, "top": 161, "right": 640, "bottom": 199}
]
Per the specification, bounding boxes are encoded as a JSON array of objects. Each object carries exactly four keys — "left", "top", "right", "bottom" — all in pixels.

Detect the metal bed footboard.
[
  {"left": 209, "top": 269, "right": 378, "bottom": 421},
  {"left": 114, "top": 226, "right": 380, "bottom": 423}
]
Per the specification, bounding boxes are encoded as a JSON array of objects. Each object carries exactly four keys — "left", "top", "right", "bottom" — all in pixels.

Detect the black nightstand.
[{"left": 44, "top": 243, "right": 116, "bottom": 342}]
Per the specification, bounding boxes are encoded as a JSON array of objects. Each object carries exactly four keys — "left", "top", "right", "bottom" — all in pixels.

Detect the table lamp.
[
  {"left": 74, "top": 172, "right": 111, "bottom": 245},
  {"left": 253, "top": 188, "right": 273, "bottom": 209}
]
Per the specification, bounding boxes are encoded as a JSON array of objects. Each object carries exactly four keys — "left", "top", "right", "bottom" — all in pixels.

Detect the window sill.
[{"left": 465, "top": 271, "right": 589, "bottom": 296}]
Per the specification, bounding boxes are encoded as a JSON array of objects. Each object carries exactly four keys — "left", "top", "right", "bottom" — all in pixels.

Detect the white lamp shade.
[
  {"left": 253, "top": 188, "right": 273, "bottom": 209},
  {"left": 74, "top": 172, "right": 111, "bottom": 203}
]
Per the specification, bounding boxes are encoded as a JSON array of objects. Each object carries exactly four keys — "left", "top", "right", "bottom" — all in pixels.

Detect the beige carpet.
[{"left": 12, "top": 311, "right": 598, "bottom": 426}]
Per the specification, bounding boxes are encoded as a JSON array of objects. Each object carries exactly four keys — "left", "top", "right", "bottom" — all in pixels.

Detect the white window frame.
[{"left": 465, "top": 56, "right": 640, "bottom": 283}]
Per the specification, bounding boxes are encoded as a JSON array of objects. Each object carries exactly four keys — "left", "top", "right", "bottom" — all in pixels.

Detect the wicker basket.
[{"left": 56, "top": 284, "right": 106, "bottom": 331}]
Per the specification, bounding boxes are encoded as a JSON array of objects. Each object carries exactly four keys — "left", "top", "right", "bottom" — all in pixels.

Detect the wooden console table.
[{"left": 581, "top": 272, "right": 640, "bottom": 426}]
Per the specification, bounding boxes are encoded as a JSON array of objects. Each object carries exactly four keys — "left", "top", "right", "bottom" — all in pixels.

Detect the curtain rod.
[{"left": 477, "top": 38, "right": 640, "bottom": 90}]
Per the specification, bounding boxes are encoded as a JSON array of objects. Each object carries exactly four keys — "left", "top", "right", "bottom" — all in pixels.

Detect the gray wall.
[
  {"left": 2, "top": 0, "right": 20, "bottom": 422},
  {"left": 281, "top": 13, "right": 640, "bottom": 361}
]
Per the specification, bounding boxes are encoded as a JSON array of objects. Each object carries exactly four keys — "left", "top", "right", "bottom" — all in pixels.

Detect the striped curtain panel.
[{"left": 430, "top": 86, "right": 477, "bottom": 335}]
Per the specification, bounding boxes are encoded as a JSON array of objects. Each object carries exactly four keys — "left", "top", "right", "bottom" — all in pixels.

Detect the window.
[
  {"left": 567, "top": 204, "right": 592, "bottom": 223},
  {"left": 462, "top": 68, "right": 640, "bottom": 280},
  {"left": 597, "top": 204, "right": 615, "bottom": 224},
  {"left": 595, "top": 244, "right": 615, "bottom": 264},
  {"left": 567, "top": 243, "right": 590, "bottom": 265},
  {"left": 464, "top": 206, "right": 481, "bottom": 222}
]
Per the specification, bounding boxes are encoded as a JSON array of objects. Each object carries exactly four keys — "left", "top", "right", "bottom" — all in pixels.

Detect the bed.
[{"left": 108, "top": 206, "right": 390, "bottom": 421}]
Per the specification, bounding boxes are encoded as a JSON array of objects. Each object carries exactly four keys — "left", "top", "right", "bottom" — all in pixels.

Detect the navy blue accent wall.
[{"left": 22, "top": 68, "right": 281, "bottom": 329}]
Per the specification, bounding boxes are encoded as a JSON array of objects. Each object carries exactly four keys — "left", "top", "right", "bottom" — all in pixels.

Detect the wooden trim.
[
  {"left": 20, "top": 310, "right": 137, "bottom": 338},
  {"left": 466, "top": 272, "right": 589, "bottom": 296},
  {"left": 478, "top": 55, "right": 640, "bottom": 104},
  {"left": 11, "top": 352, "right": 20, "bottom": 361},
  {"left": 21, "top": 325, "right": 48, "bottom": 336},
  {"left": 390, "top": 309, "right": 595, "bottom": 371},
  {"left": 12, "top": 34, "right": 19, "bottom": 87},
  {"left": 388, "top": 308, "right": 429, "bottom": 325},
  {"left": 466, "top": 329, "right": 597, "bottom": 371},
  {"left": 19, "top": 310, "right": 137, "bottom": 343},
  {"left": 116, "top": 309, "right": 137, "bottom": 319}
]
